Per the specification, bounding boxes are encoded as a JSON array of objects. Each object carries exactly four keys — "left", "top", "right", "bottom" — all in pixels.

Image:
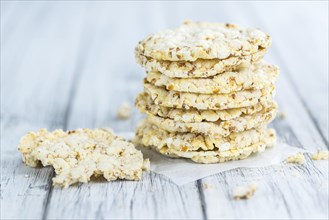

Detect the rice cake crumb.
[
  {"left": 18, "top": 128, "right": 149, "bottom": 188},
  {"left": 117, "top": 102, "right": 131, "bottom": 119},
  {"left": 311, "top": 150, "right": 329, "bottom": 160},
  {"left": 285, "top": 152, "right": 306, "bottom": 164},
  {"left": 203, "top": 183, "right": 214, "bottom": 189},
  {"left": 233, "top": 182, "right": 258, "bottom": 200}
]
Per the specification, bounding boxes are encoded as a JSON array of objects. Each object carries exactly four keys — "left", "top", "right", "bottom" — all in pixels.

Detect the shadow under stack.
[{"left": 134, "top": 21, "right": 279, "bottom": 163}]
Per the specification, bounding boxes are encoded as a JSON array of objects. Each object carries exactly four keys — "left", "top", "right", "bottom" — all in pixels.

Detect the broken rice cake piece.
[
  {"left": 18, "top": 128, "right": 149, "bottom": 188},
  {"left": 232, "top": 182, "right": 258, "bottom": 200},
  {"left": 117, "top": 102, "right": 132, "bottom": 119},
  {"left": 311, "top": 150, "right": 329, "bottom": 160},
  {"left": 285, "top": 152, "right": 306, "bottom": 164}
]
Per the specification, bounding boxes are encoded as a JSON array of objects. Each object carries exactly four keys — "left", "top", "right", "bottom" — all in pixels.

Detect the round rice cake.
[
  {"left": 135, "top": 120, "right": 275, "bottom": 152},
  {"left": 145, "top": 62, "right": 279, "bottom": 94},
  {"left": 135, "top": 92, "right": 271, "bottom": 123},
  {"left": 136, "top": 21, "right": 271, "bottom": 62},
  {"left": 135, "top": 122, "right": 276, "bottom": 164},
  {"left": 145, "top": 102, "right": 277, "bottom": 137},
  {"left": 144, "top": 82, "right": 275, "bottom": 110},
  {"left": 154, "top": 140, "right": 275, "bottom": 164},
  {"left": 136, "top": 49, "right": 266, "bottom": 78}
]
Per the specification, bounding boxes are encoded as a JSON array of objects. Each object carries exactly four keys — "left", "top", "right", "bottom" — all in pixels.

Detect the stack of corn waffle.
[{"left": 135, "top": 21, "right": 279, "bottom": 163}]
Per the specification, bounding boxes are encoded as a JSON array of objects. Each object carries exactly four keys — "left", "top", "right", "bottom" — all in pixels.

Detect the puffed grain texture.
[
  {"left": 144, "top": 82, "right": 275, "bottom": 110},
  {"left": 18, "top": 128, "right": 149, "bottom": 188},
  {"left": 135, "top": 120, "right": 275, "bottom": 152},
  {"left": 136, "top": 92, "right": 271, "bottom": 122},
  {"left": 136, "top": 49, "right": 266, "bottom": 78},
  {"left": 136, "top": 127, "right": 276, "bottom": 164},
  {"left": 145, "top": 102, "right": 277, "bottom": 137},
  {"left": 146, "top": 62, "right": 279, "bottom": 94},
  {"left": 136, "top": 21, "right": 271, "bottom": 61}
]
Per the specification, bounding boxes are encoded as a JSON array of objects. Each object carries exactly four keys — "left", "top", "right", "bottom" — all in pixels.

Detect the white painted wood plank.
[
  {"left": 1, "top": 120, "right": 53, "bottom": 220},
  {"left": 45, "top": 174, "right": 203, "bottom": 219},
  {"left": 238, "top": 3, "right": 328, "bottom": 150},
  {"left": 157, "top": 1, "right": 329, "bottom": 149},
  {"left": 1, "top": 1, "right": 19, "bottom": 24},
  {"left": 1, "top": 2, "right": 92, "bottom": 219},
  {"left": 1, "top": 2, "right": 328, "bottom": 220},
  {"left": 250, "top": 1, "right": 328, "bottom": 142},
  {"left": 155, "top": 1, "right": 329, "bottom": 145},
  {"left": 164, "top": 3, "right": 329, "bottom": 219},
  {"left": 41, "top": 4, "right": 204, "bottom": 219},
  {"left": 200, "top": 162, "right": 328, "bottom": 219}
]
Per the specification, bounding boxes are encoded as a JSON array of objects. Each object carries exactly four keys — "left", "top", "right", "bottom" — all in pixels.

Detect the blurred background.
[
  {"left": 1, "top": 1, "right": 328, "bottom": 136},
  {"left": 1, "top": 3, "right": 328, "bottom": 219}
]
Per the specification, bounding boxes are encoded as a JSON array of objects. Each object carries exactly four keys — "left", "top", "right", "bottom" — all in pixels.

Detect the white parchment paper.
[{"left": 119, "top": 132, "right": 305, "bottom": 185}]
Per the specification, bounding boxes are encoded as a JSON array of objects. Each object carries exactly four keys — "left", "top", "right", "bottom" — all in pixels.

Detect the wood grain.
[
  {"left": 196, "top": 3, "right": 328, "bottom": 219},
  {"left": 1, "top": 1, "right": 328, "bottom": 219},
  {"left": 250, "top": 1, "right": 329, "bottom": 144}
]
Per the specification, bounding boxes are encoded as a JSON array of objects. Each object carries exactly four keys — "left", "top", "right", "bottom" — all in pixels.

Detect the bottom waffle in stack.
[{"left": 135, "top": 121, "right": 276, "bottom": 164}]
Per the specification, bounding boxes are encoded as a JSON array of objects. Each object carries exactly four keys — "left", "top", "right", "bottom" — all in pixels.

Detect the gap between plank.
[
  {"left": 41, "top": 170, "right": 55, "bottom": 220},
  {"left": 41, "top": 14, "right": 95, "bottom": 219},
  {"left": 197, "top": 180, "right": 208, "bottom": 220}
]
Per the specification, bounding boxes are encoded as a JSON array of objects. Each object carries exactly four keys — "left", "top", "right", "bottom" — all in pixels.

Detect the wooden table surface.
[{"left": 1, "top": 1, "right": 328, "bottom": 219}]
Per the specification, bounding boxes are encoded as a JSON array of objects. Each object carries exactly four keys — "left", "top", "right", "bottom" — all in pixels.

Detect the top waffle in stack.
[
  {"left": 134, "top": 21, "right": 279, "bottom": 163},
  {"left": 135, "top": 21, "right": 271, "bottom": 78}
]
